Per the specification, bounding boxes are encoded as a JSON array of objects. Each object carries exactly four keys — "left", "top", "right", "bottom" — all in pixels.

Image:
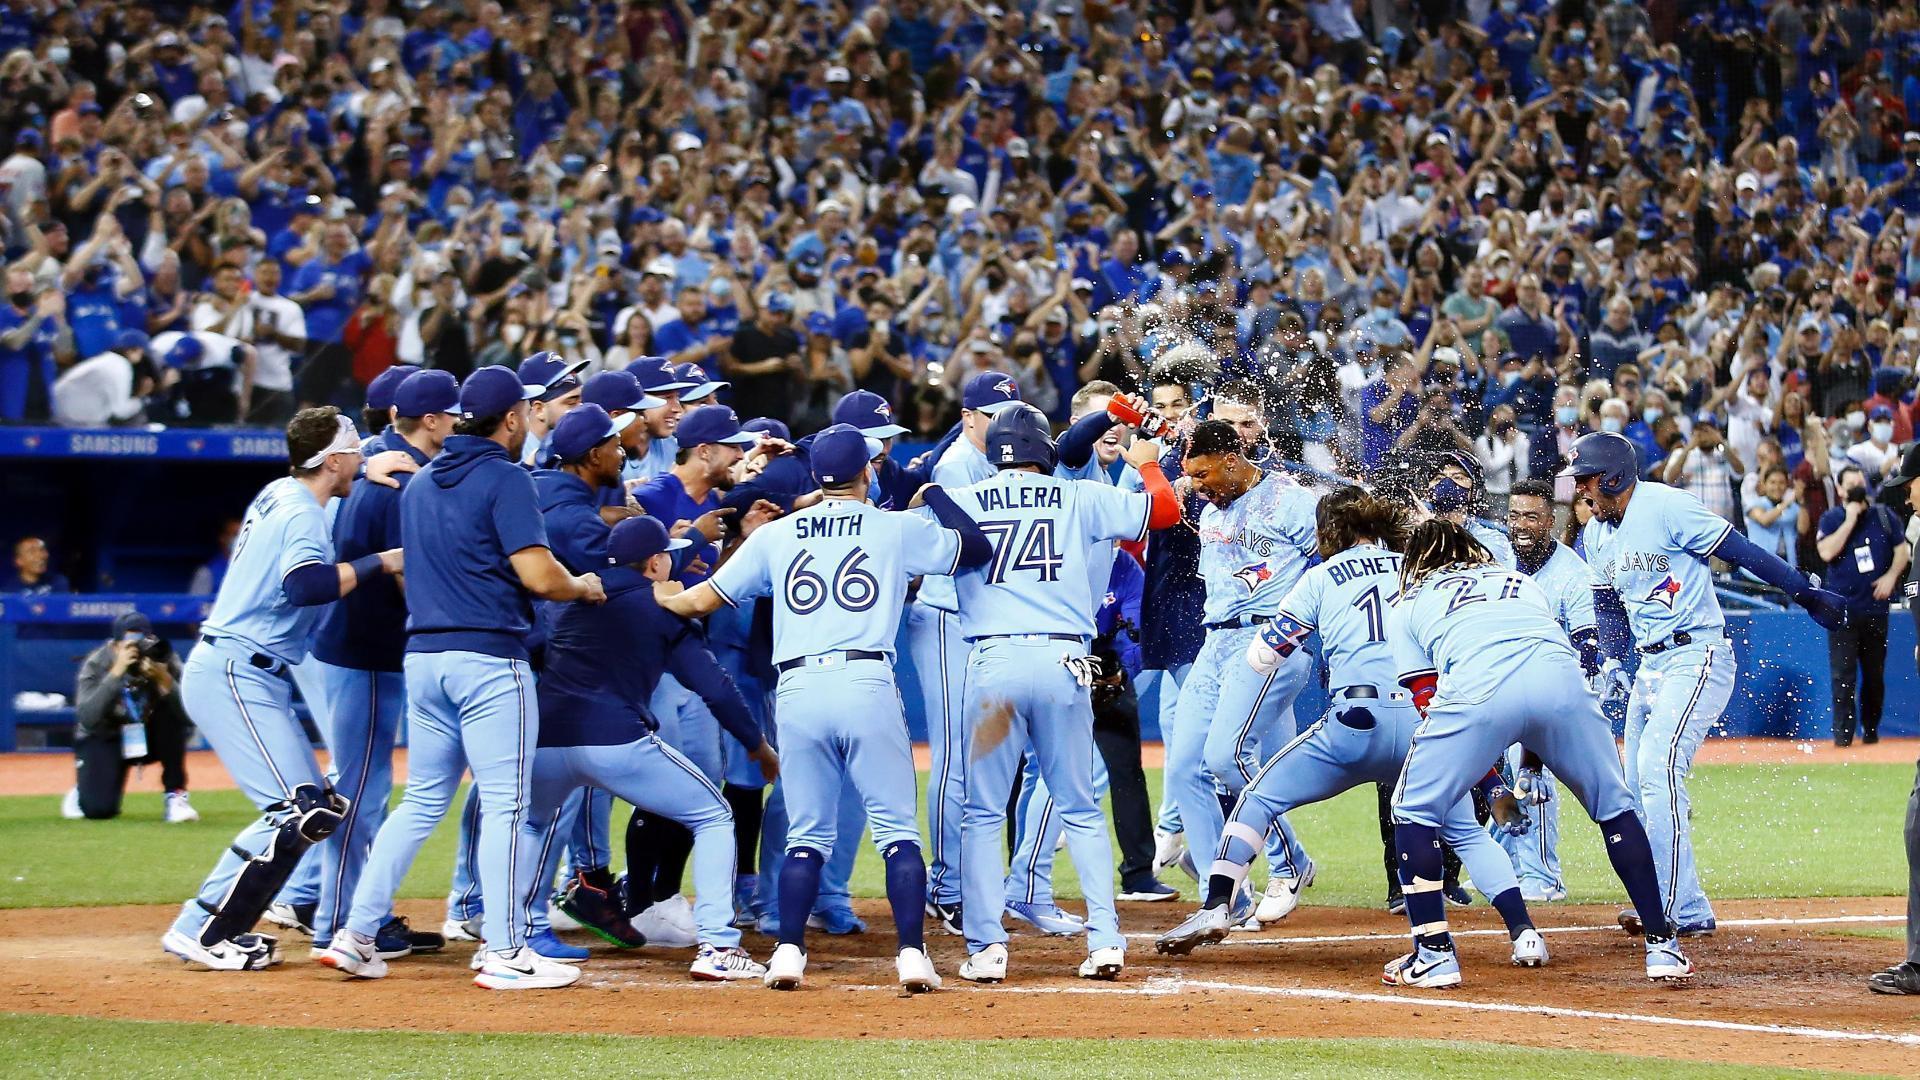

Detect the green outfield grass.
[
  {"left": 2, "top": 762, "right": 1911, "bottom": 910},
  {"left": 0, "top": 1014, "right": 1865, "bottom": 1079}
]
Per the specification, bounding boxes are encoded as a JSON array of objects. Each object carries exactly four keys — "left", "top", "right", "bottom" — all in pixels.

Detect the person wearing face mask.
[
  {"left": 1475, "top": 404, "right": 1530, "bottom": 518},
  {"left": 1815, "top": 466, "right": 1911, "bottom": 747},
  {"left": 1596, "top": 397, "right": 1631, "bottom": 436},
  {"left": 1845, "top": 405, "right": 1903, "bottom": 485},
  {"left": 1532, "top": 385, "right": 1590, "bottom": 503}
]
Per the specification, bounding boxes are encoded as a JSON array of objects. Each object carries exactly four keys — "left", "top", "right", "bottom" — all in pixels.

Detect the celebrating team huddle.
[{"left": 162, "top": 353, "right": 1851, "bottom": 993}]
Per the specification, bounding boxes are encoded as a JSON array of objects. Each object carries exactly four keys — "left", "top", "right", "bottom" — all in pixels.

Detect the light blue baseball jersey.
[
  {"left": 1195, "top": 471, "right": 1320, "bottom": 625},
  {"left": 1581, "top": 481, "right": 1731, "bottom": 645},
  {"left": 1388, "top": 563, "right": 1572, "bottom": 706},
  {"left": 709, "top": 498, "right": 961, "bottom": 666},
  {"left": 1526, "top": 540, "right": 1597, "bottom": 636},
  {"left": 200, "top": 476, "right": 334, "bottom": 664},
  {"left": 621, "top": 434, "right": 677, "bottom": 485},
  {"left": 1274, "top": 543, "right": 1403, "bottom": 691},
  {"left": 1057, "top": 455, "right": 1116, "bottom": 609},
  {"left": 915, "top": 437, "right": 994, "bottom": 613},
  {"left": 950, "top": 470, "right": 1153, "bottom": 640},
  {"left": 1467, "top": 517, "right": 1517, "bottom": 568}
]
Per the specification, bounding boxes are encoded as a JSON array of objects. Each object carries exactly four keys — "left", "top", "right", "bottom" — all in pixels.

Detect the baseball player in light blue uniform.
[
  {"left": 162, "top": 408, "right": 401, "bottom": 971},
  {"left": 1169, "top": 421, "right": 1316, "bottom": 924},
  {"left": 1565, "top": 432, "right": 1846, "bottom": 937},
  {"left": 1500, "top": 479, "right": 1597, "bottom": 901},
  {"left": 1427, "top": 449, "right": 1516, "bottom": 569},
  {"left": 665, "top": 424, "right": 991, "bottom": 992},
  {"left": 1157, "top": 489, "right": 1541, "bottom": 964},
  {"left": 948, "top": 405, "right": 1180, "bottom": 983},
  {"left": 1383, "top": 517, "right": 1695, "bottom": 987},
  {"left": 318, "top": 366, "right": 607, "bottom": 991},
  {"left": 908, "top": 371, "right": 1029, "bottom": 930}
]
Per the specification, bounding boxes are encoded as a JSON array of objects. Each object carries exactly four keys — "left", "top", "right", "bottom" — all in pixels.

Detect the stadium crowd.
[{"left": 1, "top": 0, "right": 1919, "bottom": 524}]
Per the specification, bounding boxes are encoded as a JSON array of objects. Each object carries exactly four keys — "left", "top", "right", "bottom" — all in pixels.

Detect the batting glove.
[
  {"left": 1513, "top": 768, "right": 1551, "bottom": 806},
  {"left": 1061, "top": 654, "right": 1103, "bottom": 688},
  {"left": 1587, "top": 659, "right": 1632, "bottom": 704}
]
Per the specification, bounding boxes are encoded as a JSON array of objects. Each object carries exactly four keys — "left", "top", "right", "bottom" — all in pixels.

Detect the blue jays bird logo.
[
  {"left": 1645, "top": 574, "right": 1682, "bottom": 609},
  {"left": 1234, "top": 562, "right": 1274, "bottom": 592},
  {"left": 991, "top": 377, "right": 1017, "bottom": 398}
]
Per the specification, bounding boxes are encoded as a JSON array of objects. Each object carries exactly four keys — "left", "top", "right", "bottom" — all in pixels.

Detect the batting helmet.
[
  {"left": 1558, "top": 431, "right": 1640, "bottom": 495},
  {"left": 986, "top": 402, "right": 1056, "bottom": 471}
]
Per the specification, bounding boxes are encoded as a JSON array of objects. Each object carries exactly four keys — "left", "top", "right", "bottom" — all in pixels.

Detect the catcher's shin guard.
[{"left": 196, "top": 784, "right": 348, "bottom": 946}]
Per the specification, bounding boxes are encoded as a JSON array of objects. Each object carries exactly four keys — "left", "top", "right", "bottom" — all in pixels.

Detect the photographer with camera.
[
  {"left": 64, "top": 613, "right": 197, "bottom": 822},
  {"left": 1816, "top": 465, "right": 1911, "bottom": 747}
]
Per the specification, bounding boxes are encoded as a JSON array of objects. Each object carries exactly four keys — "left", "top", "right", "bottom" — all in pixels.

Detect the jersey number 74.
[{"left": 978, "top": 519, "right": 1063, "bottom": 584}]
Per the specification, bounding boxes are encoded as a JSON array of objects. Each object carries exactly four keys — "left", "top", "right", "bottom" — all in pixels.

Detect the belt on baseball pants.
[
  {"left": 775, "top": 649, "right": 886, "bottom": 673},
  {"left": 1204, "top": 615, "right": 1274, "bottom": 632},
  {"left": 970, "top": 633, "right": 1086, "bottom": 644},
  {"left": 1638, "top": 630, "right": 1725, "bottom": 655},
  {"left": 1334, "top": 684, "right": 1407, "bottom": 702},
  {"left": 200, "top": 634, "right": 286, "bottom": 674}
]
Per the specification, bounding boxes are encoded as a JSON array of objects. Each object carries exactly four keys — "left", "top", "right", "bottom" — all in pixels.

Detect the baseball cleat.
[
  {"left": 926, "top": 900, "right": 963, "bottom": 936},
  {"left": 1645, "top": 937, "right": 1695, "bottom": 982},
  {"left": 263, "top": 901, "right": 316, "bottom": 936},
  {"left": 442, "top": 916, "right": 483, "bottom": 942},
  {"left": 313, "top": 929, "right": 385, "bottom": 979},
  {"left": 1118, "top": 880, "right": 1180, "bottom": 902},
  {"left": 1006, "top": 901, "right": 1086, "bottom": 936},
  {"left": 528, "top": 928, "right": 591, "bottom": 962},
  {"left": 1617, "top": 909, "right": 1645, "bottom": 936},
  {"left": 690, "top": 944, "right": 767, "bottom": 981},
  {"left": 60, "top": 787, "right": 83, "bottom": 819},
  {"left": 546, "top": 901, "right": 583, "bottom": 933},
  {"left": 1677, "top": 919, "right": 1717, "bottom": 938},
  {"left": 1386, "top": 892, "right": 1407, "bottom": 916},
  {"left": 1155, "top": 905, "right": 1231, "bottom": 955},
  {"left": 1256, "top": 858, "right": 1315, "bottom": 923},
  {"left": 1868, "top": 962, "right": 1920, "bottom": 995},
  {"left": 374, "top": 916, "right": 423, "bottom": 960},
  {"left": 897, "top": 947, "right": 942, "bottom": 993},
  {"left": 1442, "top": 882, "right": 1473, "bottom": 907},
  {"left": 631, "top": 898, "right": 698, "bottom": 949},
  {"left": 164, "top": 791, "right": 200, "bottom": 823},
  {"left": 958, "top": 942, "right": 1008, "bottom": 983},
  {"left": 1510, "top": 928, "right": 1549, "bottom": 968},
  {"left": 404, "top": 923, "right": 445, "bottom": 954},
  {"left": 1152, "top": 828, "right": 1188, "bottom": 877},
  {"left": 1382, "top": 945, "right": 1462, "bottom": 988},
  {"left": 162, "top": 929, "right": 282, "bottom": 971},
  {"left": 1079, "top": 946, "right": 1124, "bottom": 981},
  {"left": 1226, "top": 882, "right": 1260, "bottom": 932},
  {"left": 763, "top": 943, "right": 806, "bottom": 990},
  {"left": 473, "top": 947, "right": 580, "bottom": 990},
  {"left": 807, "top": 906, "right": 868, "bottom": 935},
  {"left": 557, "top": 876, "right": 647, "bottom": 949},
  {"left": 1520, "top": 885, "right": 1568, "bottom": 903}
]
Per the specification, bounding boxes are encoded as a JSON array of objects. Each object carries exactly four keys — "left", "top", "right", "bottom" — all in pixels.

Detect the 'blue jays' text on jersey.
[
  {"left": 1581, "top": 481, "right": 1731, "bottom": 645},
  {"left": 1195, "top": 471, "right": 1320, "bottom": 625},
  {"left": 1388, "top": 563, "right": 1573, "bottom": 707},
  {"left": 708, "top": 498, "right": 962, "bottom": 666},
  {"left": 950, "top": 471, "right": 1153, "bottom": 640},
  {"left": 201, "top": 477, "right": 334, "bottom": 665},
  {"left": 1525, "top": 541, "right": 1597, "bottom": 638},
  {"left": 914, "top": 437, "right": 994, "bottom": 613},
  {"left": 1273, "top": 543, "right": 1403, "bottom": 692}
]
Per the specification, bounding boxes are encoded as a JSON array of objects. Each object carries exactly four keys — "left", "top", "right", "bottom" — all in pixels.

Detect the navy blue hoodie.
[
  {"left": 538, "top": 572, "right": 759, "bottom": 749},
  {"left": 311, "top": 435, "right": 433, "bottom": 672},
  {"left": 401, "top": 434, "right": 548, "bottom": 661}
]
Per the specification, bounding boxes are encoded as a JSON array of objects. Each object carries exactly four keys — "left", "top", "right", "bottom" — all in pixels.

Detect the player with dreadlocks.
[{"left": 1377, "top": 518, "right": 1695, "bottom": 987}]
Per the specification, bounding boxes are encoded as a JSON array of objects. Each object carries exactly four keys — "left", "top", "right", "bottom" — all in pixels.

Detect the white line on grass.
[{"left": 1122, "top": 913, "right": 1905, "bottom": 946}]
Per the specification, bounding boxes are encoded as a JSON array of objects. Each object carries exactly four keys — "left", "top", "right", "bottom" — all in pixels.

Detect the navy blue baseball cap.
[
  {"left": 364, "top": 364, "right": 414, "bottom": 411},
  {"left": 459, "top": 364, "right": 543, "bottom": 419},
  {"left": 393, "top": 369, "right": 460, "bottom": 418},
  {"left": 764, "top": 291, "right": 794, "bottom": 314},
  {"left": 833, "top": 389, "right": 909, "bottom": 438},
  {"left": 626, "top": 356, "right": 700, "bottom": 395},
  {"left": 676, "top": 404, "right": 760, "bottom": 448},
  {"left": 962, "top": 371, "right": 1023, "bottom": 414},
  {"left": 673, "top": 362, "right": 729, "bottom": 403},
  {"left": 164, "top": 336, "right": 205, "bottom": 369},
  {"left": 517, "top": 351, "right": 589, "bottom": 402},
  {"left": 743, "top": 417, "right": 790, "bottom": 441},
  {"left": 546, "top": 403, "right": 635, "bottom": 464},
  {"left": 811, "top": 424, "right": 884, "bottom": 486},
  {"left": 606, "top": 514, "right": 690, "bottom": 567},
  {"left": 580, "top": 370, "right": 665, "bottom": 412}
]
